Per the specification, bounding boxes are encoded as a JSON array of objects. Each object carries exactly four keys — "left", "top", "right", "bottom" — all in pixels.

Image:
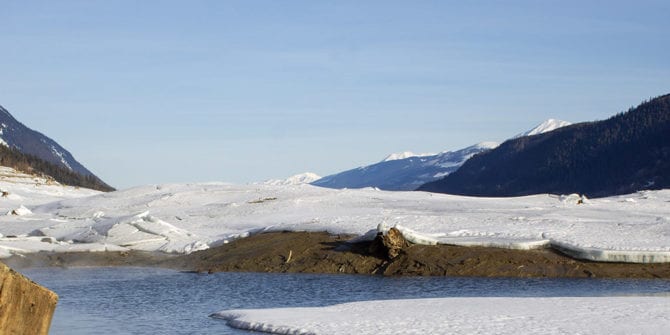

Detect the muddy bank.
[
  {"left": 5, "top": 231, "right": 670, "bottom": 279},
  {"left": 177, "top": 231, "right": 670, "bottom": 278},
  {"left": 3, "top": 250, "right": 178, "bottom": 269}
]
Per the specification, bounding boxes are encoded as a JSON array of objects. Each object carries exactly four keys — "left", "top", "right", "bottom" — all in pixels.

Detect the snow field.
[{"left": 1, "top": 166, "right": 669, "bottom": 263}]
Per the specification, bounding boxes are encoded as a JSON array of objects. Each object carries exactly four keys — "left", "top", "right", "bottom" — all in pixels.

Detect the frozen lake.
[{"left": 23, "top": 267, "right": 670, "bottom": 334}]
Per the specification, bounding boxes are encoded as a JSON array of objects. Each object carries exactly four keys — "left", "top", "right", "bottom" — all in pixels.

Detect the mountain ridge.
[
  {"left": 418, "top": 94, "right": 670, "bottom": 197},
  {"left": 0, "top": 105, "right": 114, "bottom": 191},
  {"left": 311, "top": 119, "right": 570, "bottom": 191}
]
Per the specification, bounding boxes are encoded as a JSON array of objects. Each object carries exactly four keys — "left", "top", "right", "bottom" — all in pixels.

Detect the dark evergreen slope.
[
  {"left": 0, "top": 105, "right": 95, "bottom": 175},
  {"left": 418, "top": 94, "right": 670, "bottom": 197},
  {"left": 0, "top": 145, "right": 114, "bottom": 191},
  {"left": 0, "top": 105, "right": 114, "bottom": 191}
]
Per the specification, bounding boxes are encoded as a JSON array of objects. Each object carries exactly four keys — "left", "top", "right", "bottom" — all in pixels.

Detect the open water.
[{"left": 23, "top": 267, "right": 670, "bottom": 334}]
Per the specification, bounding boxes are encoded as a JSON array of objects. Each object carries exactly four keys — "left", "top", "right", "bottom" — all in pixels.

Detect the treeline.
[
  {"left": 418, "top": 93, "right": 670, "bottom": 198},
  {"left": 0, "top": 145, "right": 115, "bottom": 192}
]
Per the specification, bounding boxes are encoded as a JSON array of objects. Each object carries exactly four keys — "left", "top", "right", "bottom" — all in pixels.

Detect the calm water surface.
[{"left": 23, "top": 267, "right": 670, "bottom": 335}]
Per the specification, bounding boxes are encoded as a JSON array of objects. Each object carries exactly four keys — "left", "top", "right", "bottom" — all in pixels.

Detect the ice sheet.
[{"left": 213, "top": 297, "right": 670, "bottom": 335}]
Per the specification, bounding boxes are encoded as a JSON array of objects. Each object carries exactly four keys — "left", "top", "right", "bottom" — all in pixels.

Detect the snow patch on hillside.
[
  {"left": 382, "top": 151, "right": 434, "bottom": 162},
  {"left": 471, "top": 141, "right": 499, "bottom": 150},
  {"left": 0, "top": 123, "right": 7, "bottom": 147},
  {"left": 50, "top": 146, "right": 73, "bottom": 171}
]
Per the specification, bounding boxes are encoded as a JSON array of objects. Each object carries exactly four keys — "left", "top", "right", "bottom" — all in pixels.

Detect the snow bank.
[
  {"left": 35, "top": 211, "right": 208, "bottom": 254},
  {"left": 0, "top": 172, "right": 669, "bottom": 263},
  {"left": 377, "top": 221, "right": 670, "bottom": 262},
  {"left": 212, "top": 297, "right": 670, "bottom": 335},
  {"left": 551, "top": 241, "right": 670, "bottom": 263}
]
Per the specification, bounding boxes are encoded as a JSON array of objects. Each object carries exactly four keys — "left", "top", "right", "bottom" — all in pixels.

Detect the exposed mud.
[{"left": 5, "top": 231, "right": 670, "bottom": 279}]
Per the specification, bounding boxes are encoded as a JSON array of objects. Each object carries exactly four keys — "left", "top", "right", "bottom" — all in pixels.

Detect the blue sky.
[{"left": 1, "top": 1, "right": 669, "bottom": 189}]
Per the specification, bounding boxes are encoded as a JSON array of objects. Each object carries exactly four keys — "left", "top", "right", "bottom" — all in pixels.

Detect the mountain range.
[
  {"left": 311, "top": 119, "right": 571, "bottom": 191},
  {"left": 4, "top": 92, "right": 667, "bottom": 198},
  {"left": 418, "top": 94, "right": 670, "bottom": 197}
]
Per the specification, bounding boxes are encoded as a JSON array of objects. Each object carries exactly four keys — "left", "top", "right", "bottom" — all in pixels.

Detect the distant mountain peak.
[
  {"left": 515, "top": 119, "right": 572, "bottom": 138},
  {"left": 313, "top": 143, "right": 498, "bottom": 191},
  {"left": 312, "top": 119, "right": 574, "bottom": 192},
  {"left": 261, "top": 172, "right": 322, "bottom": 186},
  {"left": 382, "top": 151, "right": 434, "bottom": 162}
]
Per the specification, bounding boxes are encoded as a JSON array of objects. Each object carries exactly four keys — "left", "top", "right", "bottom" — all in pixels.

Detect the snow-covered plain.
[
  {"left": 0, "top": 167, "right": 114, "bottom": 257},
  {"left": 213, "top": 296, "right": 670, "bottom": 335},
  {"left": 1, "top": 166, "right": 669, "bottom": 262}
]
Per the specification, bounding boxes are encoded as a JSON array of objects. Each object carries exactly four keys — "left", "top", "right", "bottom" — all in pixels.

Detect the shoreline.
[{"left": 4, "top": 231, "right": 670, "bottom": 279}]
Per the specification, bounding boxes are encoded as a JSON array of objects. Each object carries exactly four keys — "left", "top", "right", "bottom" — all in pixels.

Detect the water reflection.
[{"left": 24, "top": 268, "right": 670, "bottom": 335}]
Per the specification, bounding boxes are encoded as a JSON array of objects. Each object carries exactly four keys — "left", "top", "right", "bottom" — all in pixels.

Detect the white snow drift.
[
  {"left": 212, "top": 297, "right": 670, "bottom": 335},
  {"left": 1, "top": 166, "right": 669, "bottom": 263}
]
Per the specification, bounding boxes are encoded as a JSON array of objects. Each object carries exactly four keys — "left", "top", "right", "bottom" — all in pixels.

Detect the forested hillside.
[
  {"left": 0, "top": 145, "right": 114, "bottom": 191},
  {"left": 418, "top": 94, "right": 670, "bottom": 197}
]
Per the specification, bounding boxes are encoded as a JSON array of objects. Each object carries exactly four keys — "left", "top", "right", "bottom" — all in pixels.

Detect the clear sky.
[{"left": 1, "top": 1, "right": 669, "bottom": 189}]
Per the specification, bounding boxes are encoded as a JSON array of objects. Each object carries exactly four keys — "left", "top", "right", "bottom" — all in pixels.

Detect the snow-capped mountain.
[
  {"left": 0, "top": 105, "right": 95, "bottom": 176},
  {"left": 312, "top": 119, "right": 570, "bottom": 191},
  {"left": 260, "top": 172, "right": 322, "bottom": 186},
  {"left": 312, "top": 142, "right": 499, "bottom": 191},
  {"left": 514, "top": 119, "right": 572, "bottom": 138}
]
